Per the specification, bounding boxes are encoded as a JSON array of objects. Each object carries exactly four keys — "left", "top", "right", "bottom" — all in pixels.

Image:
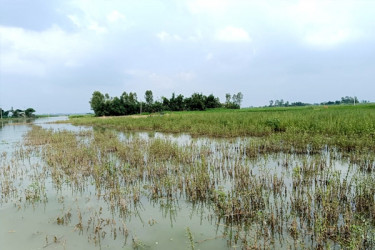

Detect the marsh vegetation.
[{"left": 1, "top": 105, "right": 375, "bottom": 249}]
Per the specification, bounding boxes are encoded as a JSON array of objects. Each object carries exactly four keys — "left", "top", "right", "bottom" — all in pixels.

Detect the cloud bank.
[{"left": 0, "top": 0, "right": 374, "bottom": 113}]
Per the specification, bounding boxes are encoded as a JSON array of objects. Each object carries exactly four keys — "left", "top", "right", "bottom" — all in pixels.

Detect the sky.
[{"left": 0, "top": 0, "right": 374, "bottom": 114}]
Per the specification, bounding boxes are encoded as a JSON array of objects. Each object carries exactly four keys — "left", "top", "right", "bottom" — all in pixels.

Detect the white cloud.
[
  {"left": 2, "top": 52, "right": 46, "bottom": 76},
  {"left": 156, "top": 31, "right": 181, "bottom": 42},
  {"left": 0, "top": 25, "right": 93, "bottom": 75},
  {"left": 88, "top": 21, "right": 107, "bottom": 33},
  {"left": 187, "top": 0, "right": 230, "bottom": 14},
  {"left": 284, "top": 0, "right": 357, "bottom": 47},
  {"left": 305, "top": 29, "right": 352, "bottom": 47},
  {"left": 125, "top": 69, "right": 195, "bottom": 90},
  {"left": 205, "top": 53, "right": 213, "bottom": 61},
  {"left": 107, "top": 10, "right": 125, "bottom": 23},
  {"left": 67, "top": 8, "right": 126, "bottom": 34},
  {"left": 156, "top": 31, "right": 170, "bottom": 41},
  {"left": 67, "top": 14, "right": 108, "bottom": 33},
  {"left": 68, "top": 15, "right": 81, "bottom": 28},
  {"left": 125, "top": 70, "right": 173, "bottom": 88},
  {"left": 177, "top": 71, "right": 195, "bottom": 81},
  {"left": 2, "top": 0, "right": 375, "bottom": 113},
  {"left": 215, "top": 26, "right": 251, "bottom": 42},
  {"left": 188, "top": 30, "right": 203, "bottom": 42}
]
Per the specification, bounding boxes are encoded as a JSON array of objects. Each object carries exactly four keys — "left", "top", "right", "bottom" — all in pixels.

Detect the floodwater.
[
  {"left": 0, "top": 117, "right": 229, "bottom": 249},
  {"left": 0, "top": 117, "right": 369, "bottom": 249}
]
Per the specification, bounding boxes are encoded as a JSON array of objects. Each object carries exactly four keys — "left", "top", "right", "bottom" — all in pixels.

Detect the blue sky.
[{"left": 0, "top": 0, "right": 374, "bottom": 113}]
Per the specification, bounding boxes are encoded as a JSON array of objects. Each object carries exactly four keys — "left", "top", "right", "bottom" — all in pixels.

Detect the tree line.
[
  {"left": 90, "top": 90, "right": 243, "bottom": 116},
  {"left": 268, "top": 96, "right": 368, "bottom": 107},
  {"left": 0, "top": 107, "right": 36, "bottom": 118}
]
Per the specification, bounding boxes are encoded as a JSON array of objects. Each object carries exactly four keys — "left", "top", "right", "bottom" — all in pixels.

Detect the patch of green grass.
[
  {"left": 68, "top": 114, "right": 95, "bottom": 119},
  {"left": 67, "top": 104, "right": 375, "bottom": 153}
]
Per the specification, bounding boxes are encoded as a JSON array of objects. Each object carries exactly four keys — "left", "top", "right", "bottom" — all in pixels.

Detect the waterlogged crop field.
[{"left": 1, "top": 105, "right": 375, "bottom": 249}]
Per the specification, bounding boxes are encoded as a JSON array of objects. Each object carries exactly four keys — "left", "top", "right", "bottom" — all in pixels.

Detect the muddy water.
[
  {"left": 0, "top": 117, "right": 229, "bottom": 249},
  {"left": 0, "top": 117, "right": 364, "bottom": 249}
]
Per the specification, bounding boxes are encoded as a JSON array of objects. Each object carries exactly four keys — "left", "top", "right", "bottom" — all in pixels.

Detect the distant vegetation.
[
  {"left": 0, "top": 107, "right": 35, "bottom": 118},
  {"left": 268, "top": 96, "right": 369, "bottom": 107},
  {"left": 90, "top": 90, "right": 243, "bottom": 116}
]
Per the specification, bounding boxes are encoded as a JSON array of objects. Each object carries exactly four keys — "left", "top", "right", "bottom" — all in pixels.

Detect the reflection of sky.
[
  {"left": 0, "top": 117, "right": 84, "bottom": 153},
  {"left": 36, "top": 116, "right": 92, "bottom": 132},
  {"left": 0, "top": 123, "right": 30, "bottom": 146},
  {"left": 1, "top": 1, "right": 375, "bottom": 114}
]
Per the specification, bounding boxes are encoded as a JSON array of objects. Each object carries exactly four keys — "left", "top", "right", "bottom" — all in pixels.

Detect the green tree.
[
  {"left": 224, "top": 92, "right": 241, "bottom": 109},
  {"left": 12, "top": 109, "right": 25, "bottom": 118},
  {"left": 121, "top": 92, "right": 139, "bottom": 115},
  {"left": 152, "top": 100, "right": 163, "bottom": 113},
  {"left": 109, "top": 97, "right": 125, "bottom": 115},
  {"left": 175, "top": 94, "right": 185, "bottom": 111},
  {"left": 205, "top": 94, "right": 221, "bottom": 109},
  {"left": 232, "top": 92, "right": 243, "bottom": 107},
  {"left": 89, "top": 91, "right": 105, "bottom": 116},
  {"left": 25, "top": 108, "right": 36, "bottom": 117},
  {"left": 169, "top": 93, "right": 177, "bottom": 111},
  {"left": 145, "top": 90, "right": 154, "bottom": 105},
  {"left": 188, "top": 93, "right": 206, "bottom": 111},
  {"left": 225, "top": 93, "right": 231, "bottom": 106},
  {"left": 161, "top": 97, "right": 170, "bottom": 111},
  {"left": 144, "top": 90, "right": 154, "bottom": 113}
]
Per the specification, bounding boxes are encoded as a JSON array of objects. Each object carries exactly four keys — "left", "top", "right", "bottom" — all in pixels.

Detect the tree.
[
  {"left": 169, "top": 93, "right": 177, "bottom": 111},
  {"left": 121, "top": 92, "right": 139, "bottom": 115},
  {"left": 161, "top": 97, "right": 170, "bottom": 111},
  {"left": 225, "top": 93, "right": 231, "bottom": 106},
  {"left": 152, "top": 100, "right": 163, "bottom": 113},
  {"left": 25, "top": 108, "right": 36, "bottom": 117},
  {"left": 232, "top": 92, "right": 243, "bottom": 107},
  {"left": 90, "top": 91, "right": 105, "bottom": 116},
  {"left": 90, "top": 90, "right": 229, "bottom": 115},
  {"left": 0, "top": 108, "right": 10, "bottom": 118},
  {"left": 188, "top": 93, "right": 206, "bottom": 111},
  {"left": 341, "top": 96, "right": 358, "bottom": 104},
  {"left": 144, "top": 90, "right": 154, "bottom": 112},
  {"left": 205, "top": 94, "right": 221, "bottom": 108},
  {"left": 109, "top": 97, "right": 125, "bottom": 115},
  {"left": 145, "top": 90, "right": 154, "bottom": 105},
  {"left": 175, "top": 94, "right": 185, "bottom": 111},
  {"left": 12, "top": 109, "right": 24, "bottom": 118}
]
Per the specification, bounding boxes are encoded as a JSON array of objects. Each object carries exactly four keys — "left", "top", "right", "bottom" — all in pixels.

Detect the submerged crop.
[{"left": 1, "top": 124, "right": 372, "bottom": 249}]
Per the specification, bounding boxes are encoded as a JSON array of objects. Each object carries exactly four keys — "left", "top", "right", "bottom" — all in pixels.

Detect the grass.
[{"left": 67, "top": 104, "right": 375, "bottom": 154}]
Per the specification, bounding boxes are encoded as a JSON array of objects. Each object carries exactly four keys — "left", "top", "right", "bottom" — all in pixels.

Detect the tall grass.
[{"left": 68, "top": 104, "right": 375, "bottom": 153}]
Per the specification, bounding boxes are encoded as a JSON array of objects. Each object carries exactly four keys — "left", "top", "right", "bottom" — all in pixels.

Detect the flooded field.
[{"left": 1, "top": 117, "right": 375, "bottom": 249}]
